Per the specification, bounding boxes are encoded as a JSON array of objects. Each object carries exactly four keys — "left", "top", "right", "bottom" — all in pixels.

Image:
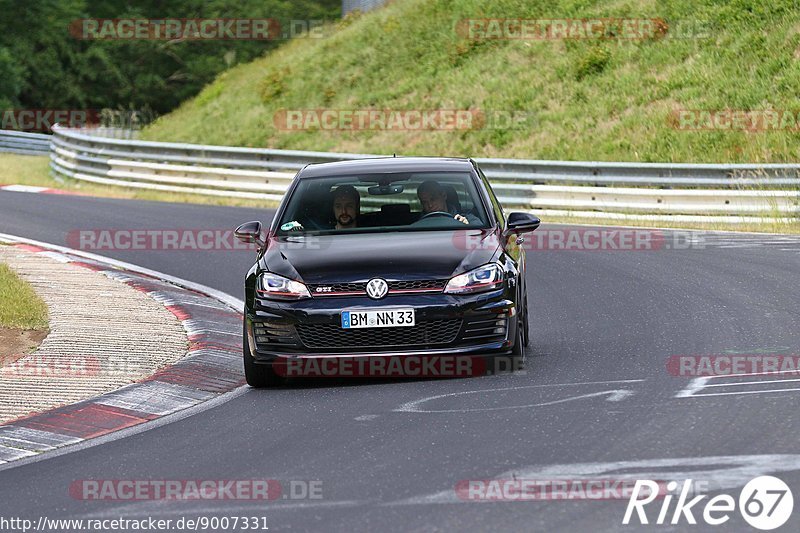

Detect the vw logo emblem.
[{"left": 365, "top": 278, "right": 388, "bottom": 299}]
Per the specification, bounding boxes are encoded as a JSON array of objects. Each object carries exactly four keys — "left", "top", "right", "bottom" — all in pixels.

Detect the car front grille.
[
  {"left": 296, "top": 319, "right": 462, "bottom": 349},
  {"left": 389, "top": 280, "right": 446, "bottom": 291},
  {"left": 309, "top": 282, "right": 364, "bottom": 293},
  {"left": 307, "top": 279, "right": 446, "bottom": 296}
]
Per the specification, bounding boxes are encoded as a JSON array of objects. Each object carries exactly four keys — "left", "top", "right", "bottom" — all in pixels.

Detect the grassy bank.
[
  {"left": 142, "top": 0, "right": 800, "bottom": 163},
  {"left": 0, "top": 262, "right": 48, "bottom": 330},
  {"left": 0, "top": 258, "right": 49, "bottom": 362}
]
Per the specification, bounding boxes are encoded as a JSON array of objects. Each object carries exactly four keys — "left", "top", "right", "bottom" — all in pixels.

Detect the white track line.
[{"left": 395, "top": 379, "right": 644, "bottom": 413}]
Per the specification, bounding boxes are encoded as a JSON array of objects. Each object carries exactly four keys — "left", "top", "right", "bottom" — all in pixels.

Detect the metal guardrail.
[
  {"left": 0, "top": 130, "right": 51, "bottom": 155},
  {"left": 17, "top": 125, "right": 797, "bottom": 219},
  {"left": 342, "top": 0, "right": 390, "bottom": 15}
]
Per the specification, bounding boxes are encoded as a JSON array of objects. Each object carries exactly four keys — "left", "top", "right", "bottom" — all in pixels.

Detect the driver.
[
  {"left": 332, "top": 185, "right": 360, "bottom": 229},
  {"left": 417, "top": 180, "right": 475, "bottom": 225}
]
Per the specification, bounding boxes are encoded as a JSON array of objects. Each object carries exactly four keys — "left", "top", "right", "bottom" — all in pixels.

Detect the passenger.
[{"left": 331, "top": 185, "right": 360, "bottom": 229}]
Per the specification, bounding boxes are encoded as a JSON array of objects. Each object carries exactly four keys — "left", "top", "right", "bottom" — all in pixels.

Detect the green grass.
[
  {"left": 7, "top": 0, "right": 798, "bottom": 233},
  {"left": 0, "top": 153, "right": 277, "bottom": 209},
  {"left": 0, "top": 263, "right": 48, "bottom": 330},
  {"left": 142, "top": 0, "right": 800, "bottom": 164}
]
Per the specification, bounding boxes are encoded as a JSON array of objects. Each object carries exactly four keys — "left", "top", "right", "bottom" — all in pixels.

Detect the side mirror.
[
  {"left": 504, "top": 212, "right": 540, "bottom": 236},
  {"left": 235, "top": 221, "right": 266, "bottom": 248}
]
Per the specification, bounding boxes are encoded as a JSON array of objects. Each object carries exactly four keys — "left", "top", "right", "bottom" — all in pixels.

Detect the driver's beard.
[{"left": 337, "top": 215, "right": 355, "bottom": 228}]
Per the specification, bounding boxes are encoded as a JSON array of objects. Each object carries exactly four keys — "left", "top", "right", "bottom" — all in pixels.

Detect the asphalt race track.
[{"left": 1, "top": 189, "right": 800, "bottom": 532}]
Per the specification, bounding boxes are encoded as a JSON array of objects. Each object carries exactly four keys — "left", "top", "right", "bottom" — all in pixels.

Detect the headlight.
[
  {"left": 257, "top": 272, "right": 310, "bottom": 300},
  {"left": 444, "top": 263, "right": 504, "bottom": 294}
]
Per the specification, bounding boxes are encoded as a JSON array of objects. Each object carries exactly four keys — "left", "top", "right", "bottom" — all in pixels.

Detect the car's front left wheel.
[
  {"left": 243, "top": 321, "right": 283, "bottom": 388},
  {"left": 522, "top": 292, "right": 531, "bottom": 347},
  {"left": 511, "top": 315, "right": 526, "bottom": 370}
]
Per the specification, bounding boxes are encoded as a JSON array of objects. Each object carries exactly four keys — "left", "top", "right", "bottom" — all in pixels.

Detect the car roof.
[{"left": 296, "top": 157, "right": 475, "bottom": 178}]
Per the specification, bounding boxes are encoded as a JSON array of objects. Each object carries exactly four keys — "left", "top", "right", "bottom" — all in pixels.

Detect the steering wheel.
[{"left": 420, "top": 211, "right": 453, "bottom": 220}]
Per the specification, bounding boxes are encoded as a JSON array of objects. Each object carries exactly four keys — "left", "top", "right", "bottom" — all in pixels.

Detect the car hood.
[{"left": 261, "top": 229, "right": 501, "bottom": 283}]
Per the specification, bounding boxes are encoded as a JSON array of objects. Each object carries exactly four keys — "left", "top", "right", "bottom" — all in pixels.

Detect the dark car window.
[
  {"left": 276, "top": 172, "right": 491, "bottom": 235},
  {"left": 478, "top": 166, "right": 504, "bottom": 227}
]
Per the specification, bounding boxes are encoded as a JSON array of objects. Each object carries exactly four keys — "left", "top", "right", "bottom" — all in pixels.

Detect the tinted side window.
[{"left": 478, "top": 167, "right": 504, "bottom": 227}]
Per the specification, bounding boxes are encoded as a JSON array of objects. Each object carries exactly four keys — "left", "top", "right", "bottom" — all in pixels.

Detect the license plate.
[{"left": 341, "top": 309, "right": 415, "bottom": 329}]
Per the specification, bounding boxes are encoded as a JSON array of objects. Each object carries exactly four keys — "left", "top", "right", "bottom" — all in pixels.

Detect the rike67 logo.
[{"left": 624, "top": 476, "right": 794, "bottom": 530}]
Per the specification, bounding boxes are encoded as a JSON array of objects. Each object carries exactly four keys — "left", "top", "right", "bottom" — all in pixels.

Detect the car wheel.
[
  {"left": 522, "top": 292, "right": 531, "bottom": 347},
  {"left": 243, "top": 321, "right": 283, "bottom": 388},
  {"left": 511, "top": 316, "right": 525, "bottom": 370}
]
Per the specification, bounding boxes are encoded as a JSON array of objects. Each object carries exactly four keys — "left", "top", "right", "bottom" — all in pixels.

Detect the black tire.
[
  {"left": 243, "top": 321, "right": 283, "bottom": 388},
  {"left": 510, "top": 317, "right": 525, "bottom": 371},
  {"left": 522, "top": 292, "right": 531, "bottom": 347}
]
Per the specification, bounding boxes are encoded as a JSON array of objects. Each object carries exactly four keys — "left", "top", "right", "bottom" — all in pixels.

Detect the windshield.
[{"left": 276, "top": 171, "right": 491, "bottom": 235}]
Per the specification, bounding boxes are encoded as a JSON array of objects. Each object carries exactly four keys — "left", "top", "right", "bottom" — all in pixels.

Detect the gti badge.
[{"left": 365, "top": 278, "right": 389, "bottom": 299}]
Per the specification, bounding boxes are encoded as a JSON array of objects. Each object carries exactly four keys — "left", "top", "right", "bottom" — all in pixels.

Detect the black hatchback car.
[{"left": 235, "top": 157, "right": 540, "bottom": 387}]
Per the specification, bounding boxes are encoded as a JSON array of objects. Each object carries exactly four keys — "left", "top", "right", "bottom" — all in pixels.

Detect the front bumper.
[{"left": 245, "top": 288, "right": 518, "bottom": 363}]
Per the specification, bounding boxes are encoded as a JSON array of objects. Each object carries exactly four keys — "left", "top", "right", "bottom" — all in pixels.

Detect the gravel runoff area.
[{"left": 0, "top": 245, "right": 187, "bottom": 423}]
